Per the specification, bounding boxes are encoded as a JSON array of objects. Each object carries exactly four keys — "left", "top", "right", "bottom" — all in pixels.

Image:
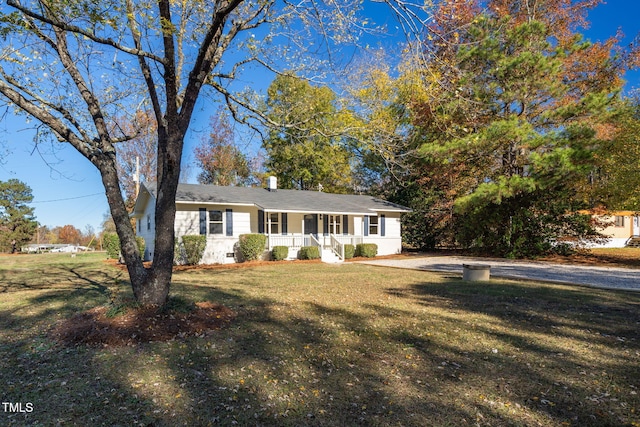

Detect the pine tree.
[
  {"left": 409, "top": 7, "right": 623, "bottom": 256},
  {"left": 0, "top": 179, "right": 37, "bottom": 253}
]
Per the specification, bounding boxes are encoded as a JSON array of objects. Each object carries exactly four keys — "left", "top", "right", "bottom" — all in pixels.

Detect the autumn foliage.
[
  {"left": 380, "top": 0, "right": 639, "bottom": 256},
  {"left": 194, "top": 110, "right": 253, "bottom": 187}
]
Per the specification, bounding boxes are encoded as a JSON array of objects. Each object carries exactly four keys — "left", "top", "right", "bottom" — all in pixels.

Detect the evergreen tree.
[
  {"left": 409, "top": 10, "right": 623, "bottom": 256},
  {"left": 0, "top": 179, "right": 37, "bottom": 253}
]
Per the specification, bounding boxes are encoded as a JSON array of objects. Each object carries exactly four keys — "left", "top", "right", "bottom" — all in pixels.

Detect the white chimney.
[{"left": 267, "top": 176, "right": 277, "bottom": 191}]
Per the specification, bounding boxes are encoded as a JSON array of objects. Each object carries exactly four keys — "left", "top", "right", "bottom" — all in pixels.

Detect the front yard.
[{"left": 0, "top": 252, "right": 639, "bottom": 426}]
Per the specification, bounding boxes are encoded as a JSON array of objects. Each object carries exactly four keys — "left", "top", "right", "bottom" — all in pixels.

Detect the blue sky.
[{"left": 1, "top": 0, "right": 639, "bottom": 233}]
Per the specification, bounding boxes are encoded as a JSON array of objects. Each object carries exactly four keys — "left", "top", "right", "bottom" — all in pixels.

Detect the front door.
[
  {"left": 304, "top": 214, "right": 318, "bottom": 236},
  {"left": 634, "top": 216, "right": 640, "bottom": 236}
]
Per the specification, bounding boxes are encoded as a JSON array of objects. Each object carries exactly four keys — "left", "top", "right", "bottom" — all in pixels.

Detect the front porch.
[
  {"left": 257, "top": 209, "right": 402, "bottom": 262},
  {"left": 259, "top": 211, "right": 366, "bottom": 262},
  {"left": 266, "top": 233, "right": 365, "bottom": 262}
]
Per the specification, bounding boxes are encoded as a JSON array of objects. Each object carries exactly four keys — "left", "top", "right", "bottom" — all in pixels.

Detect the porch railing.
[
  {"left": 332, "top": 235, "right": 364, "bottom": 246},
  {"left": 267, "top": 234, "right": 364, "bottom": 251},
  {"left": 308, "top": 234, "right": 322, "bottom": 248},
  {"left": 267, "top": 234, "right": 306, "bottom": 249},
  {"left": 330, "top": 235, "right": 344, "bottom": 260}
]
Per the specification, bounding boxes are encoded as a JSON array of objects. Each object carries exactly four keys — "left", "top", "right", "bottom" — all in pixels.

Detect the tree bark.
[
  {"left": 1, "top": 0, "right": 266, "bottom": 306},
  {"left": 98, "top": 141, "right": 181, "bottom": 306}
]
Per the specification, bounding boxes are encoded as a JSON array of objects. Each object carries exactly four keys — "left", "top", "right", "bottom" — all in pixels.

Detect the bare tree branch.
[{"left": 7, "top": 0, "right": 166, "bottom": 64}]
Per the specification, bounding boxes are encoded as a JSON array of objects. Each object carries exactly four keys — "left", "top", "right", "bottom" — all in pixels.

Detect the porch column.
[
  {"left": 266, "top": 211, "right": 271, "bottom": 250},
  {"left": 266, "top": 211, "right": 271, "bottom": 237}
]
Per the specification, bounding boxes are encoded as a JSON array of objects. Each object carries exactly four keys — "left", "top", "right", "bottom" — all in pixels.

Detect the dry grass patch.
[
  {"left": 540, "top": 247, "right": 640, "bottom": 268},
  {"left": 0, "top": 253, "right": 639, "bottom": 426}
]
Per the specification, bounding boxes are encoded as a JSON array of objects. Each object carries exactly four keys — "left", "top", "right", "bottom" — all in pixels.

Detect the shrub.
[
  {"left": 272, "top": 246, "right": 289, "bottom": 261},
  {"left": 181, "top": 235, "right": 207, "bottom": 265},
  {"left": 104, "top": 233, "right": 146, "bottom": 260},
  {"left": 344, "top": 244, "right": 355, "bottom": 259},
  {"left": 355, "top": 243, "right": 377, "bottom": 258},
  {"left": 239, "top": 234, "right": 267, "bottom": 261},
  {"left": 103, "top": 233, "right": 120, "bottom": 259},
  {"left": 174, "top": 239, "right": 185, "bottom": 265},
  {"left": 135, "top": 236, "right": 146, "bottom": 259},
  {"left": 298, "top": 246, "right": 320, "bottom": 260}
]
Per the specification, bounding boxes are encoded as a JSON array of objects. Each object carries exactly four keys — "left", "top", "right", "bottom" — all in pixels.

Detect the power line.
[{"left": 32, "top": 192, "right": 104, "bottom": 204}]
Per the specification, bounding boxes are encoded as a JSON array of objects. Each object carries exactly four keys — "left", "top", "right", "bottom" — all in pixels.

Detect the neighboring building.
[
  {"left": 131, "top": 178, "right": 411, "bottom": 264},
  {"left": 591, "top": 211, "right": 640, "bottom": 248},
  {"left": 21, "top": 244, "right": 93, "bottom": 253}
]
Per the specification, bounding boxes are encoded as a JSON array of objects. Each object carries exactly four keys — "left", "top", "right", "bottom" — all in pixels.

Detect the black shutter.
[
  {"left": 226, "top": 209, "right": 233, "bottom": 236},
  {"left": 199, "top": 208, "right": 207, "bottom": 235},
  {"left": 281, "top": 213, "right": 288, "bottom": 235},
  {"left": 381, "top": 214, "right": 386, "bottom": 237},
  {"left": 258, "top": 210, "right": 264, "bottom": 234},
  {"left": 323, "top": 214, "right": 329, "bottom": 236},
  {"left": 364, "top": 216, "right": 369, "bottom": 237},
  {"left": 343, "top": 215, "right": 348, "bottom": 235},
  {"left": 313, "top": 214, "right": 318, "bottom": 235}
]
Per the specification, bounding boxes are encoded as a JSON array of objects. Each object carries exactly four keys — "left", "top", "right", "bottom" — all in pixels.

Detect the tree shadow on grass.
[
  {"left": 2, "top": 263, "right": 640, "bottom": 426},
  {"left": 0, "top": 262, "right": 119, "bottom": 336},
  {"left": 0, "top": 278, "right": 505, "bottom": 426},
  {"left": 0, "top": 261, "right": 117, "bottom": 294},
  {"left": 383, "top": 277, "right": 640, "bottom": 426},
  {"left": 386, "top": 278, "right": 640, "bottom": 345},
  {"left": 107, "top": 287, "right": 505, "bottom": 426}
]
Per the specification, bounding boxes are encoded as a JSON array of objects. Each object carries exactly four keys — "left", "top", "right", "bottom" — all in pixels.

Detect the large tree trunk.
[
  {"left": 97, "top": 146, "right": 178, "bottom": 306},
  {"left": 1, "top": 0, "right": 242, "bottom": 306},
  {"left": 136, "top": 127, "right": 185, "bottom": 306},
  {"left": 95, "top": 153, "right": 151, "bottom": 302}
]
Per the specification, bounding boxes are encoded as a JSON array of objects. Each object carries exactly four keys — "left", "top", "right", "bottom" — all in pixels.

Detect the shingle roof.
[{"left": 143, "top": 182, "right": 410, "bottom": 215}]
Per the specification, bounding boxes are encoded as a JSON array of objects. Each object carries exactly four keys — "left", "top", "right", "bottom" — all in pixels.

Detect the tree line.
[
  {"left": 149, "top": 0, "right": 639, "bottom": 258},
  {"left": 0, "top": 178, "right": 123, "bottom": 252},
  {"left": 1, "top": 0, "right": 638, "bottom": 305}
]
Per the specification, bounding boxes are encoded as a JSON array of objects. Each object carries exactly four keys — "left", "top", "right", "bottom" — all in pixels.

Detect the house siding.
[
  {"left": 363, "top": 214, "right": 402, "bottom": 255},
  {"left": 138, "top": 198, "right": 156, "bottom": 261},
  {"left": 133, "top": 184, "right": 410, "bottom": 264},
  {"left": 599, "top": 215, "right": 632, "bottom": 239},
  {"left": 585, "top": 213, "right": 638, "bottom": 248},
  {"left": 570, "top": 212, "right": 640, "bottom": 248},
  {"left": 175, "top": 204, "right": 255, "bottom": 264}
]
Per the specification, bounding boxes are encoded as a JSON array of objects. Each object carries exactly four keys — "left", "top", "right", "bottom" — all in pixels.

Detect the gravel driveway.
[{"left": 356, "top": 255, "right": 640, "bottom": 292}]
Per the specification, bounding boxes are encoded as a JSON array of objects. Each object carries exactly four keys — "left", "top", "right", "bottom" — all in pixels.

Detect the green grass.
[{"left": 1, "top": 253, "right": 639, "bottom": 426}]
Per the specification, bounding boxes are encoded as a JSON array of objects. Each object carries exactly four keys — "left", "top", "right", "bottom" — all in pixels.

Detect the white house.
[{"left": 131, "top": 179, "right": 411, "bottom": 264}]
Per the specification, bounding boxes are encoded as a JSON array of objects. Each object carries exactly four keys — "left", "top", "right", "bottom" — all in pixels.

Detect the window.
[
  {"left": 615, "top": 216, "right": 626, "bottom": 227},
  {"left": 209, "top": 210, "right": 223, "bottom": 234},
  {"left": 329, "top": 215, "right": 341, "bottom": 234},
  {"left": 269, "top": 213, "right": 279, "bottom": 234},
  {"left": 147, "top": 215, "right": 151, "bottom": 231},
  {"left": 369, "top": 216, "right": 379, "bottom": 235}
]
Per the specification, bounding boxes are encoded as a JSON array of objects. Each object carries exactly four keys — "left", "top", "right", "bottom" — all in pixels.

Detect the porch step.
[
  {"left": 321, "top": 249, "right": 343, "bottom": 264},
  {"left": 626, "top": 236, "right": 640, "bottom": 248}
]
